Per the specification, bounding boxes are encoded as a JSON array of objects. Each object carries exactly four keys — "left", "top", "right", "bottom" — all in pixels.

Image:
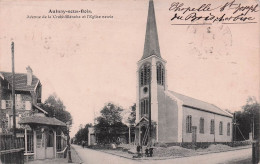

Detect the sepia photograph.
[{"left": 0, "top": 0, "right": 259, "bottom": 163}]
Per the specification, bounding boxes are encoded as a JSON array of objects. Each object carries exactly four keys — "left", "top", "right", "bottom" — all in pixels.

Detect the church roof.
[
  {"left": 141, "top": 0, "right": 161, "bottom": 60},
  {"left": 169, "top": 91, "right": 233, "bottom": 118},
  {"left": 0, "top": 72, "right": 40, "bottom": 92}
]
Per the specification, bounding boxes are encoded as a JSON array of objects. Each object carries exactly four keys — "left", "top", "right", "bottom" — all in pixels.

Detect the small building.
[
  {"left": 88, "top": 127, "right": 96, "bottom": 146},
  {"left": 19, "top": 111, "right": 67, "bottom": 161}
]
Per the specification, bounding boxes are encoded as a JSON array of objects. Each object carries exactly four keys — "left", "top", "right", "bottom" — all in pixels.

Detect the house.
[
  {"left": 134, "top": 0, "right": 233, "bottom": 145},
  {"left": 0, "top": 66, "right": 67, "bottom": 161},
  {"left": 0, "top": 66, "right": 43, "bottom": 134}
]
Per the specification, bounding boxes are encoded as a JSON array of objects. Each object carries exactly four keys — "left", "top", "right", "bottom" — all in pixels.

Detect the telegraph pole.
[
  {"left": 11, "top": 42, "right": 16, "bottom": 138},
  {"left": 149, "top": 69, "right": 152, "bottom": 144},
  {"left": 233, "top": 112, "right": 236, "bottom": 142}
]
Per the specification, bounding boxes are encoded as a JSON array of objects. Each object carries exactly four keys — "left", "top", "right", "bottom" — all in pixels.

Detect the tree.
[
  {"left": 74, "top": 123, "right": 92, "bottom": 145},
  {"left": 39, "top": 93, "right": 72, "bottom": 125},
  {"left": 235, "top": 97, "right": 260, "bottom": 141},
  {"left": 127, "top": 103, "right": 136, "bottom": 125},
  {"left": 95, "top": 103, "right": 128, "bottom": 144}
]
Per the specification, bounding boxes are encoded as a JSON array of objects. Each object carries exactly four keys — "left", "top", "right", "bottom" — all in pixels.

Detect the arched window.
[
  {"left": 186, "top": 115, "right": 192, "bottom": 133},
  {"left": 140, "top": 68, "right": 144, "bottom": 86},
  {"left": 140, "top": 63, "right": 151, "bottom": 86},
  {"left": 156, "top": 62, "right": 165, "bottom": 85},
  {"left": 227, "top": 122, "right": 230, "bottom": 136},
  {"left": 210, "top": 119, "right": 215, "bottom": 134},
  {"left": 199, "top": 117, "right": 204, "bottom": 133},
  {"left": 140, "top": 98, "right": 149, "bottom": 117},
  {"left": 219, "top": 121, "right": 223, "bottom": 135}
]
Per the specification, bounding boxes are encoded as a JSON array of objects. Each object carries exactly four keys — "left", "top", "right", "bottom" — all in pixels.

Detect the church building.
[{"left": 135, "top": 0, "right": 233, "bottom": 145}]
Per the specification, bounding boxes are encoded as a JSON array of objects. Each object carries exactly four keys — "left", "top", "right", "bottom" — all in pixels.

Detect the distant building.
[
  {"left": 135, "top": 0, "right": 233, "bottom": 145},
  {"left": 88, "top": 127, "right": 96, "bottom": 146}
]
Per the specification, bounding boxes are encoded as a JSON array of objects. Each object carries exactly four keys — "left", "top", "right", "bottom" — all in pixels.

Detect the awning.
[{"left": 19, "top": 116, "right": 66, "bottom": 127}]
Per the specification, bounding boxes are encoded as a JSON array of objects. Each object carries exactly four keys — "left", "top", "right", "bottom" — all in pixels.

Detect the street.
[{"left": 72, "top": 145, "right": 252, "bottom": 164}]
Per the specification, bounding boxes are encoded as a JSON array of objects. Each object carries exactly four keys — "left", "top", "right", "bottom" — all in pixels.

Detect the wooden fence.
[{"left": 0, "top": 134, "right": 25, "bottom": 164}]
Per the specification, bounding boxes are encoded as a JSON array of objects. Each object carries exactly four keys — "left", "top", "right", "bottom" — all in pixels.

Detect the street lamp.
[{"left": 66, "top": 121, "right": 72, "bottom": 163}]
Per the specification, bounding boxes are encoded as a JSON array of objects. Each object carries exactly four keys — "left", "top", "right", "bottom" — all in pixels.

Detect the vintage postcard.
[{"left": 0, "top": 0, "right": 259, "bottom": 163}]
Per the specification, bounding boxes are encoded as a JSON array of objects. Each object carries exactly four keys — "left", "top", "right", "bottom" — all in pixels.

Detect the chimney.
[{"left": 26, "top": 66, "right": 33, "bottom": 86}]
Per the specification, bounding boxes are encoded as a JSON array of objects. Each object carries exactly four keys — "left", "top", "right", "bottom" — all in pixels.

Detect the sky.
[{"left": 0, "top": 0, "right": 259, "bottom": 137}]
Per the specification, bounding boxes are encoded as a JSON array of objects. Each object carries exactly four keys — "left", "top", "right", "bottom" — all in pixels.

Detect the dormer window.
[
  {"left": 157, "top": 62, "right": 164, "bottom": 85},
  {"left": 140, "top": 63, "right": 151, "bottom": 86}
]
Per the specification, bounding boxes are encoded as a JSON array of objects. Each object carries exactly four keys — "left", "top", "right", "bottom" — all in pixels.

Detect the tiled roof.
[
  {"left": 169, "top": 91, "right": 233, "bottom": 118},
  {"left": 34, "top": 105, "right": 48, "bottom": 115},
  {"left": 0, "top": 72, "right": 39, "bottom": 91},
  {"left": 19, "top": 116, "right": 66, "bottom": 126}
]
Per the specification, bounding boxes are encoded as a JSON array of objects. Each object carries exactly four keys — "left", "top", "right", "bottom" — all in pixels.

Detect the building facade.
[
  {"left": 135, "top": 0, "right": 233, "bottom": 145},
  {"left": 0, "top": 66, "right": 67, "bottom": 161},
  {"left": 0, "top": 66, "right": 43, "bottom": 134}
]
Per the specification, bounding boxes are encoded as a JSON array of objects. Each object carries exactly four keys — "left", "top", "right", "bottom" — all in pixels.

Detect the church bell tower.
[{"left": 136, "top": 0, "right": 167, "bottom": 143}]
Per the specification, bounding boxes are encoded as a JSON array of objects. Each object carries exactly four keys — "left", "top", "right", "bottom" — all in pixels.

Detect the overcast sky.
[{"left": 0, "top": 0, "right": 259, "bottom": 136}]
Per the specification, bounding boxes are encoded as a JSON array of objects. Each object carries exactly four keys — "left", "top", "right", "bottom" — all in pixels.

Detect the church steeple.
[{"left": 142, "top": 0, "right": 161, "bottom": 60}]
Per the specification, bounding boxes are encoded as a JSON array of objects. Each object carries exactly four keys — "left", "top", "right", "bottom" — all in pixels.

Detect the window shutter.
[
  {"left": 25, "top": 101, "right": 31, "bottom": 110},
  {"left": 1, "top": 100, "right": 6, "bottom": 109}
]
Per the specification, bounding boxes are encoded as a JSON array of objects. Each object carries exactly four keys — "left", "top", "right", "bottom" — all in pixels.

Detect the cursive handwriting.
[
  {"left": 169, "top": 2, "right": 218, "bottom": 14},
  {"left": 169, "top": 0, "right": 259, "bottom": 24},
  {"left": 219, "top": 0, "right": 259, "bottom": 15},
  {"left": 171, "top": 12, "right": 255, "bottom": 22}
]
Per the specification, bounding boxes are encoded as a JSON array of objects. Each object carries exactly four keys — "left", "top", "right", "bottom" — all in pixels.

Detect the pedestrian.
[
  {"left": 149, "top": 147, "right": 153, "bottom": 157},
  {"left": 145, "top": 146, "right": 149, "bottom": 157},
  {"left": 82, "top": 141, "right": 85, "bottom": 148},
  {"left": 136, "top": 143, "right": 141, "bottom": 157}
]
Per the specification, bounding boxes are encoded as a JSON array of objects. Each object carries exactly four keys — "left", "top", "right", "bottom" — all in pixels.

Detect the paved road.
[
  {"left": 72, "top": 145, "right": 252, "bottom": 164},
  {"left": 73, "top": 145, "right": 139, "bottom": 164}
]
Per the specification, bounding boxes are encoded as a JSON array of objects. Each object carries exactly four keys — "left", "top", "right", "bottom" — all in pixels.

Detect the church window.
[
  {"left": 140, "top": 63, "right": 151, "bottom": 86},
  {"left": 145, "top": 99, "right": 149, "bottom": 114},
  {"left": 219, "top": 121, "right": 223, "bottom": 135},
  {"left": 140, "top": 69, "right": 144, "bottom": 86},
  {"left": 141, "top": 101, "right": 144, "bottom": 115},
  {"left": 210, "top": 119, "right": 215, "bottom": 134},
  {"left": 227, "top": 122, "right": 230, "bottom": 136},
  {"left": 161, "top": 68, "right": 164, "bottom": 85},
  {"left": 186, "top": 115, "right": 192, "bottom": 133},
  {"left": 199, "top": 118, "right": 204, "bottom": 133},
  {"left": 140, "top": 99, "right": 149, "bottom": 116},
  {"left": 144, "top": 65, "right": 147, "bottom": 85},
  {"left": 156, "top": 62, "right": 165, "bottom": 86}
]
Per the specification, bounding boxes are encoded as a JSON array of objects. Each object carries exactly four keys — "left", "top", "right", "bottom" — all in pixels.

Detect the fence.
[{"left": 0, "top": 134, "right": 25, "bottom": 164}]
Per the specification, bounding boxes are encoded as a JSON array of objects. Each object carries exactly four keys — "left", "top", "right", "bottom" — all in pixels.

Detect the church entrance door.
[
  {"left": 141, "top": 126, "right": 148, "bottom": 146},
  {"left": 192, "top": 126, "right": 197, "bottom": 143}
]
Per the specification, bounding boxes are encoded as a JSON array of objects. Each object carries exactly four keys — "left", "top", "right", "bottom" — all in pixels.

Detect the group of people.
[{"left": 135, "top": 143, "right": 153, "bottom": 158}]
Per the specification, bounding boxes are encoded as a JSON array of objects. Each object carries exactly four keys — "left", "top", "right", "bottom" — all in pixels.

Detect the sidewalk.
[{"left": 27, "top": 147, "right": 83, "bottom": 164}]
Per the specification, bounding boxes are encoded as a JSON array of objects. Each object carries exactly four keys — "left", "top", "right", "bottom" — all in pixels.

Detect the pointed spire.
[{"left": 141, "top": 0, "right": 161, "bottom": 60}]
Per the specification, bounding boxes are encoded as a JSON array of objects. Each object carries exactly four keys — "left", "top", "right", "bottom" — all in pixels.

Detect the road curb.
[{"left": 71, "top": 146, "right": 84, "bottom": 164}]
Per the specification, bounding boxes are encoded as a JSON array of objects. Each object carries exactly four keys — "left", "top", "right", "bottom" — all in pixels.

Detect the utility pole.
[
  {"left": 148, "top": 69, "right": 151, "bottom": 144},
  {"left": 233, "top": 112, "right": 236, "bottom": 142},
  {"left": 11, "top": 41, "right": 16, "bottom": 138},
  {"left": 252, "top": 114, "right": 254, "bottom": 140}
]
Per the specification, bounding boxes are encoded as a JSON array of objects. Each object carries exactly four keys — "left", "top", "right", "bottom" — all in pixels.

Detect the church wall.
[
  {"left": 182, "top": 106, "right": 232, "bottom": 142},
  {"left": 157, "top": 86, "right": 179, "bottom": 143},
  {"left": 214, "top": 114, "right": 232, "bottom": 142}
]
